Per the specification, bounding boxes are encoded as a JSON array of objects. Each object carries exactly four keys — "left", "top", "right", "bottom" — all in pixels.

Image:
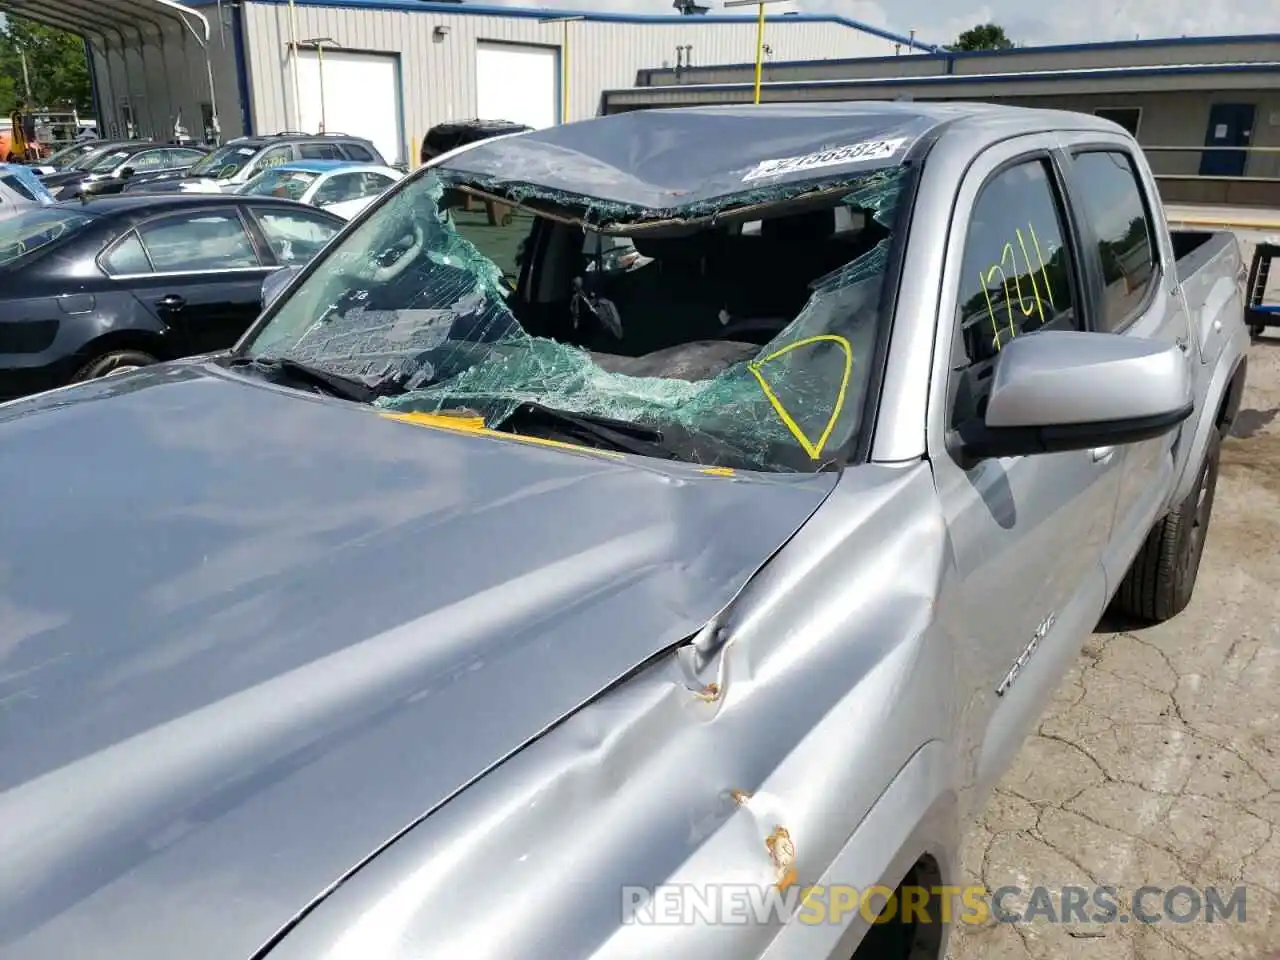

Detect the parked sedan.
[
  {"left": 40, "top": 143, "right": 209, "bottom": 200},
  {"left": 29, "top": 138, "right": 126, "bottom": 176},
  {"left": 237, "top": 160, "right": 403, "bottom": 219},
  {"left": 0, "top": 194, "right": 345, "bottom": 399}
]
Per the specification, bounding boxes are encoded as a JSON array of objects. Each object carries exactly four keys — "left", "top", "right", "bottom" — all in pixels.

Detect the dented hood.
[{"left": 0, "top": 362, "right": 834, "bottom": 960}]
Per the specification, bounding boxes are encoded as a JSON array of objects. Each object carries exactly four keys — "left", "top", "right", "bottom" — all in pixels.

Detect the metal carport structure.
[{"left": 0, "top": 0, "right": 221, "bottom": 140}]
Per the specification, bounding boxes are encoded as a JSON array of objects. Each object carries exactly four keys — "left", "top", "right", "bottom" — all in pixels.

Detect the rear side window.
[
  {"left": 137, "top": 211, "right": 261, "bottom": 271},
  {"left": 1070, "top": 150, "right": 1157, "bottom": 332},
  {"left": 342, "top": 143, "right": 376, "bottom": 162},
  {"left": 299, "top": 142, "right": 343, "bottom": 160},
  {"left": 950, "top": 158, "right": 1080, "bottom": 428},
  {"left": 101, "top": 232, "right": 152, "bottom": 275}
]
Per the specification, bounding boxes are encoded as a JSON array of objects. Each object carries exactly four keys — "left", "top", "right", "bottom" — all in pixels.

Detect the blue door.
[{"left": 1200, "top": 103, "right": 1255, "bottom": 177}]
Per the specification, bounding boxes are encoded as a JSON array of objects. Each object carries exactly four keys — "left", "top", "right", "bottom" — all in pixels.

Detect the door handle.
[
  {"left": 155, "top": 294, "right": 186, "bottom": 311},
  {"left": 1091, "top": 446, "right": 1115, "bottom": 463}
]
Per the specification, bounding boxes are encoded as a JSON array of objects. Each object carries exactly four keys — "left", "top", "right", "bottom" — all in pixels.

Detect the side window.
[
  {"left": 250, "top": 145, "right": 295, "bottom": 177},
  {"left": 250, "top": 206, "right": 341, "bottom": 264},
  {"left": 101, "top": 231, "right": 153, "bottom": 276},
  {"left": 169, "top": 149, "right": 205, "bottom": 168},
  {"left": 313, "top": 174, "right": 359, "bottom": 207},
  {"left": 125, "top": 150, "right": 167, "bottom": 173},
  {"left": 951, "top": 158, "right": 1079, "bottom": 427},
  {"left": 1070, "top": 150, "right": 1157, "bottom": 333},
  {"left": 342, "top": 143, "right": 376, "bottom": 162},
  {"left": 299, "top": 142, "right": 343, "bottom": 160},
  {"left": 137, "top": 212, "right": 261, "bottom": 271},
  {"left": 361, "top": 173, "right": 395, "bottom": 198}
]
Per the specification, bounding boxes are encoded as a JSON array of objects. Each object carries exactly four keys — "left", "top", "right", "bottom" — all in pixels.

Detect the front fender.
[
  {"left": 761, "top": 740, "right": 957, "bottom": 960},
  {"left": 263, "top": 464, "right": 957, "bottom": 960}
]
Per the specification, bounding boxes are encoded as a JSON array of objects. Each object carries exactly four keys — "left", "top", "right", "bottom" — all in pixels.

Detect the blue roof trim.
[
  {"left": 212, "top": 0, "right": 937, "bottom": 51},
  {"left": 609, "top": 60, "right": 1280, "bottom": 96},
  {"left": 638, "top": 31, "right": 1280, "bottom": 78}
]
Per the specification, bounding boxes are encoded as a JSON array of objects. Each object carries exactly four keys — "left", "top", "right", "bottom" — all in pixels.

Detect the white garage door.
[
  {"left": 475, "top": 42, "right": 558, "bottom": 130},
  {"left": 297, "top": 50, "right": 403, "bottom": 165}
]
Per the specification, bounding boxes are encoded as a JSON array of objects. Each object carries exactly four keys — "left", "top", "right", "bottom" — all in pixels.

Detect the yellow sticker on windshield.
[{"left": 747, "top": 334, "right": 853, "bottom": 461}]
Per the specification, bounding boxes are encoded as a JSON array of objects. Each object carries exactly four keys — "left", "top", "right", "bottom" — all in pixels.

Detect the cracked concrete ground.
[{"left": 948, "top": 240, "right": 1280, "bottom": 959}]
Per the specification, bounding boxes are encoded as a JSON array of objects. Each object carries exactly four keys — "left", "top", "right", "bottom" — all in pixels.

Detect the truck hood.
[{"left": 0, "top": 362, "right": 834, "bottom": 959}]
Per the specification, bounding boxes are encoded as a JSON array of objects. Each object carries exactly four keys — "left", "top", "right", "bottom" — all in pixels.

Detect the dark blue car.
[{"left": 0, "top": 194, "right": 345, "bottom": 399}]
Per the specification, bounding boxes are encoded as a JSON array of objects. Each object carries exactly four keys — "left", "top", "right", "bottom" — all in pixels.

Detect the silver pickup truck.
[{"left": 0, "top": 103, "right": 1249, "bottom": 960}]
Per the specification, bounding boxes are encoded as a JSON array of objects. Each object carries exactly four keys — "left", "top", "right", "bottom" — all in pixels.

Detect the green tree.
[
  {"left": 950, "top": 23, "right": 1015, "bottom": 51},
  {"left": 0, "top": 17, "right": 92, "bottom": 114}
]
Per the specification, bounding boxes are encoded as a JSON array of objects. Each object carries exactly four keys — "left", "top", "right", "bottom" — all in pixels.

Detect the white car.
[{"left": 236, "top": 160, "right": 403, "bottom": 219}]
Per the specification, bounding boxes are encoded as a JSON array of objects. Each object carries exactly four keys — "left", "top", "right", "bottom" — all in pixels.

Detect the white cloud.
[{"left": 477, "top": 0, "right": 1279, "bottom": 46}]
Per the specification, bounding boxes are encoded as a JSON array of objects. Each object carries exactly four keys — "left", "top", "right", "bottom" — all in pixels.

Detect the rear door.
[
  {"left": 927, "top": 137, "right": 1125, "bottom": 806},
  {"left": 1058, "top": 136, "right": 1194, "bottom": 585},
  {"left": 103, "top": 207, "right": 273, "bottom": 354}
]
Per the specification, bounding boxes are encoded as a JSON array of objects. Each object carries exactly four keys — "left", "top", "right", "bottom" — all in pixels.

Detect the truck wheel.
[
  {"left": 1113, "top": 430, "right": 1221, "bottom": 623},
  {"left": 72, "top": 349, "right": 158, "bottom": 382}
]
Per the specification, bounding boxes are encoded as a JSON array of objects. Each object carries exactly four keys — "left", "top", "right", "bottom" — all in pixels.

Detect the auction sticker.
[{"left": 742, "top": 137, "right": 908, "bottom": 182}]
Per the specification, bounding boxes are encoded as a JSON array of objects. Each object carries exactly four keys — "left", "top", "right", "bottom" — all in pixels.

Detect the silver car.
[{"left": 0, "top": 102, "right": 1248, "bottom": 960}]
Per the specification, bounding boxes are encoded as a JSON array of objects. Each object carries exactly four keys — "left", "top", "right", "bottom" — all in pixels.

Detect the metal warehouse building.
[
  {"left": 0, "top": 0, "right": 934, "bottom": 169},
  {"left": 602, "top": 34, "right": 1280, "bottom": 205}
]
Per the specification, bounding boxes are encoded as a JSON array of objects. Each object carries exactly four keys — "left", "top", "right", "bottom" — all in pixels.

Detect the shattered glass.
[{"left": 242, "top": 166, "right": 908, "bottom": 473}]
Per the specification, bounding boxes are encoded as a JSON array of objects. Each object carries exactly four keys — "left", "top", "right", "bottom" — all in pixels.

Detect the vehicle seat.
[{"left": 581, "top": 232, "right": 731, "bottom": 356}]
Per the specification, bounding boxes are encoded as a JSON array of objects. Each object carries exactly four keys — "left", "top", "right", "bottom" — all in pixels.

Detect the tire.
[
  {"left": 1113, "top": 429, "right": 1222, "bottom": 623},
  {"left": 72, "top": 349, "right": 158, "bottom": 383}
]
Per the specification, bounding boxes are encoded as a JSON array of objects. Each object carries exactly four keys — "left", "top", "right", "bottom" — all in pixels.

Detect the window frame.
[
  {"left": 942, "top": 148, "right": 1092, "bottom": 437},
  {"left": 97, "top": 206, "right": 268, "bottom": 279},
  {"left": 1061, "top": 143, "right": 1163, "bottom": 336},
  {"left": 243, "top": 203, "right": 344, "bottom": 267}
]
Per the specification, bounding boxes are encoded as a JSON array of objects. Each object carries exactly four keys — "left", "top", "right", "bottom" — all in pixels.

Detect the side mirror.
[
  {"left": 261, "top": 265, "right": 303, "bottom": 310},
  {"left": 951, "top": 330, "right": 1193, "bottom": 461},
  {"left": 119, "top": 167, "right": 135, "bottom": 179}
]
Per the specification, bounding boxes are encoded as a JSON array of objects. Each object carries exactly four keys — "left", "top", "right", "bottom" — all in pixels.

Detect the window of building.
[
  {"left": 950, "top": 158, "right": 1080, "bottom": 427},
  {"left": 1094, "top": 107, "right": 1142, "bottom": 137},
  {"left": 1070, "top": 150, "right": 1157, "bottom": 332}
]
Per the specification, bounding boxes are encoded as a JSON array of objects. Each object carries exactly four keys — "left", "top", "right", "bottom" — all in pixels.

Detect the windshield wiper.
[
  {"left": 496, "top": 401, "right": 672, "bottom": 458},
  {"left": 229, "top": 355, "right": 403, "bottom": 404}
]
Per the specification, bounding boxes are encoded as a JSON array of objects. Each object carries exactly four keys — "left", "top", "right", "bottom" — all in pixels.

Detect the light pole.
[
  {"left": 723, "top": 0, "right": 791, "bottom": 105},
  {"left": 539, "top": 15, "right": 584, "bottom": 124},
  {"left": 300, "top": 38, "right": 338, "bottom": 133}
]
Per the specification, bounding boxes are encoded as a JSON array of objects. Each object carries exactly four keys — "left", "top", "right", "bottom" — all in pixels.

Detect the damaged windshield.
[{"left": 238, "top": 163, "right": 908, "bottom": 472}]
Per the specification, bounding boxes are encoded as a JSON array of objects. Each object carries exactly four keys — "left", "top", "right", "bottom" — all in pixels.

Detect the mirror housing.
[
  {"left": 261, "top": 265, "right": 303, "bottom": 310},
  {"left": 951, "top": 330, "right": 1193, "bottom": 461},
  {"left": 119, "top": 167, "right": 135, "bottom": 179}
]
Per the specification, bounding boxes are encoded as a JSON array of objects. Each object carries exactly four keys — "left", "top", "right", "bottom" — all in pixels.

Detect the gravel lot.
[{"left": 949, "top": 231, "right": 1280, "bottom": 959}]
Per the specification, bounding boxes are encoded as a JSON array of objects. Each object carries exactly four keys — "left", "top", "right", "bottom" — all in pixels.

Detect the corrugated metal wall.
[
  {"left": 89, "top": 21, "right": 244, "bottom": 142},
  {"left": 240, "top": 2, "right": 916, "bottom": 161}
]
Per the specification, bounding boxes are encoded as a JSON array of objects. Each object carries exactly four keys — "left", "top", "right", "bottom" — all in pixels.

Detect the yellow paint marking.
[
  {"left": 379, "top": 411, "right": 624, "bottom": 459},
  {"left": 699, "top": 466, "right": 736, "bottom": 477},
  {"left": 747, "top": 334, "right": 853, "bottom": 461}
]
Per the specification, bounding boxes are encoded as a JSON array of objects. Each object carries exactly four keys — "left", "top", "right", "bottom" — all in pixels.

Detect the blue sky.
[{"left": 483, "top": 0, "right": 1278, "bottom": 47}]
